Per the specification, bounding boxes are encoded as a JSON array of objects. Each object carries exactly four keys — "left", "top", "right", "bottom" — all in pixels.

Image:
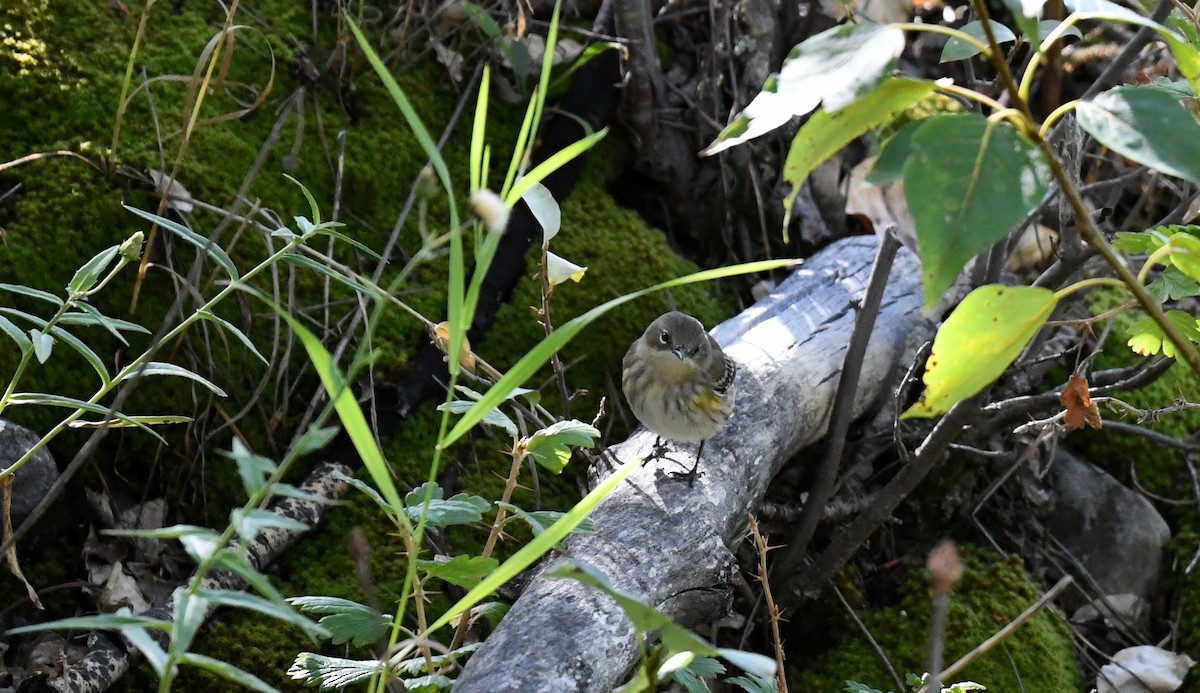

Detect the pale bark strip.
[{"left": 455, "top": 235, "right": 926, "bottom": 691}]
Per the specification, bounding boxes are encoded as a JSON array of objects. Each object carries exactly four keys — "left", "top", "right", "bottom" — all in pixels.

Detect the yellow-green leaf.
[{"left": 904, "top": 285, "right": 1057, "bottom": 418}]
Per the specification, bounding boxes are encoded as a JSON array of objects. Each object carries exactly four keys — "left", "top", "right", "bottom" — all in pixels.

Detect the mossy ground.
[
  {"left": 790, "top": 546, "right": 1082, "bottom": 691},
  {"left": 2, "top": 0, "right": 733, "bottom": 688}
]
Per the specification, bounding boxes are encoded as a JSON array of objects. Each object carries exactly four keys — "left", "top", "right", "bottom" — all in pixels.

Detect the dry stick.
[
  {"left": 775, "top": 228, "right": 902, "bottom": 582},
  {"left": 748, "top": 515, "right": 789, "bottom": 693},
  {"left": 915, "top": 575, "right": 1074, "bottom": 693},
  {"left": 968, "top": 0, "right": 1200, "bottom": 378}
]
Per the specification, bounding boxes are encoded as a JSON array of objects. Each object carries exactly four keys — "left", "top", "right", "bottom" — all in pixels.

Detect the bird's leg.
[
  {"left": 650, "top": 436, "right": 671, "bottom": 459},
  {"left": 668, "top": 439, "right": 705, "bottom": 487}
]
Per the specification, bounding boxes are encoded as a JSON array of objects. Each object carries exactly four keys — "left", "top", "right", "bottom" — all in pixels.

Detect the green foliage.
[{"left": 1077, "top": 85, "right": 1200, "bottom": 185}]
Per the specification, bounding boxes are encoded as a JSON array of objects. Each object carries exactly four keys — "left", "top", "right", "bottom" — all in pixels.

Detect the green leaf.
[
  {"left": 8, "top": 392, "right": 165, "bottom": 442},
  {"left": 123, "top": 622, "right": 170, "bottom": 677},
  {"left": 1077, "top": 86, "right": 1200, "bottom": 185},
  {"left": 844, "top": 682, "right": 889, "bottom": 693},
  {"left": 29, "top": 328, "right": 53, "bottom": 363},
  {"left": 224, "top": 438, "right": 277, "bottom": 497},
  {"left": 288, "top": 652, "right": 384, "bottom": 688},
  {"left": 437, "top": 398, "right": 518, "bottom": 436},
  {"left": 196, "top": 310, "right": 267, "bottom": 365},
  {"left": 423, "top": 456, "right": 642, "bottom": 635},
  {"left": 1147, "top": 266, "right": 1200, "bottom": 302},
  {"left": 0, "top": 282, "right": 64, "bottom": 305},
  {"left": 1001, "top": 0, "right": 1041, "bottom": 41},
  {"left": 550, "top": 561, "right": 719, "bottom": 656},
  {"left": 727, "top": 672, "right": 779, "bottom": 693},
  {"left": 68, "top": 244, "right": 120, "bottom": 295},
  {"left": 292, "top": 424, "right": 340, "bottom": 456},
  {"left": 1127, "top": 310, "right": 1200, "bottom": 357},
  {"left": 903, "top": 114, "right": 1051, "bottom": 310},
  {"left": 123, "top": 205, "right": 239, "bottom": 279},
  {"left": 524, "top": 181, "right": 562, "bottom": 242},
  {"left": 1067, "top": 0, "right": 1200, "bottom": 91},
  {"left": 1037, "top": 19, "right": 1083, "bottom": 47},
  {"left": 904, "top": 285, "right": 1058, "bottom": 418},
  {"left": 703, "top": 23, "right": 906, "bottom": 155},
  {"left": 288, "top": 596, "right": 392, "bottom": 647},
  {"left": 521, "top": 419, "right": 599, "bottom": 473},
  {"left": 1168, "top": 231, "right": 1200, "bottom": 281},
  {"left": 1114, "top": 229, "right": 1170, "bottom": 254},
  {"left": 417, "top": 554, "right": 500, "bottom": 588},
  {"left": 212, "top": 549, "right": 285, "bottom": 603},
  {"left": 230, "top": 508, "right": 309, "bottom": 540},
  {"left": 670, "top": 656, "right": 726, "bottom": 693},
  {"left": 202, "top": 588, "right": 329, "bottom": 640},
  {"left": 62, "top": 303, "right": 150, "bottom": 345},
  {"left": 782, "top": 77, "right": 937, "bottom": 230},
  {"left": 867, "top": 120, "right": 925, "bottom": 185},
  {"left": 179, "top": 652, "right": 277, "bottom": 693},
  {"left": 279, "top": 253, "right": 376, "bottom": 297},
  {"left": 118, "top": 361, "right": 227, "bottom": 397},
  {"left": 1, "top": 309, "right": 111, "bottom": 384},
  {"left": 941, "top": 21, "right": 1016, "bottom": 63},
  {"left": 172, "top": 588, "right": 210, "bottom": 655},
  {"left": 497, "top": 502, "right": 595, "bottom": 537},
  {"left": 0, "top": 314, "right": 31, "bottom": 353},
  {"left": 404, "top": 483, "right": 490, "bottom": 528},
  {"left": 6, "top": 613, "right": 171, "bottom": 635}
]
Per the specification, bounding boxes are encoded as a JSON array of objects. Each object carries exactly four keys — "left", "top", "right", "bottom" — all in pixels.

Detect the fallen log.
[{"left": 455, "top": 234, "right": 926, "bottom": 691}]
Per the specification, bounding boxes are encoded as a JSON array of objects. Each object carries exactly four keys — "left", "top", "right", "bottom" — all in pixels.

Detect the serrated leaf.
[
  {"left": 1127, "top": 310, "right": 1200, "bottom": 357},
  {"left": 727, "top": 673, "right": 779, "bottom": 693},
  {"left": 1168, "top": 231, "right": 1200, "bottom": 281},
  {"left": 903, "top": 114, "right": 1051, "bottom": 310},
  {"left": 941, "top": 21, "right": 1016, "bottom": 63},
  {"left": 288, "top": 596, "right": 391, "bottom": 646},
  {"left": 1147, "top": 266, "right": 1200, "bottom": 302},
  {"left": 68, "top": 245, "right": 120, "bottom": 295},
  {"left": 404, "top": 483, "right": 490, "bottom": 528},
  {"left": 521, "top": 419, "right": 599, "bottom": 473},
  {"left": 288, "top": 652, "right": 384, "bottom": 688},
  {"left": 437, "top": 399, "right": 517, "bottom": 436},
  {"left": 417, "top": 554, "right": 499, "bottom": 588},
  {"left": 904, "top": 285, "right": 1058, "bottom": 417},
  {"left": 702, "top": 23, "right": 905, "bottom": 155},
  {"left": 783, "top": 77, "right": 936, "bottom": 231},
  {"left": 1077, "top": 86, "right": 1200, "bottom": 185}
]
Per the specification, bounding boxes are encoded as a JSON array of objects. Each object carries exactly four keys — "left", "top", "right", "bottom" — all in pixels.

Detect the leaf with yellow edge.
[{"left": 904, "top": 285, "right": 1057, "bottom": 418}]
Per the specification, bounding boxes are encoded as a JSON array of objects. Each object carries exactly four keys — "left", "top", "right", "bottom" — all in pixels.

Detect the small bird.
[{"left": 622, "top": 311, "right": 737, "bottom": 483}]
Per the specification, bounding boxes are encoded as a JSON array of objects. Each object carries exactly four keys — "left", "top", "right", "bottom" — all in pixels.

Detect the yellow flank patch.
[{"left": 694, "top": 389, "right": 724, "bottom": 412}]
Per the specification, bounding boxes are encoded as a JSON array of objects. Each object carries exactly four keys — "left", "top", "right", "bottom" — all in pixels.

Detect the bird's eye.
[
  {"left": 659, "top": 330, "right": 670, "bottom": 345},
  {"left": 690, "top": 346, "right": 701, "bottom": 357}
]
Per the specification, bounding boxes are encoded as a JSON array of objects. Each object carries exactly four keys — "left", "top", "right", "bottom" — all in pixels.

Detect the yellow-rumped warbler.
[{"left": 622, "top": 311, "right": 737, "bottom": 483}]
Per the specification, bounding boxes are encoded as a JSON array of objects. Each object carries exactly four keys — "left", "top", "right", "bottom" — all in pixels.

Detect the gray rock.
[
  {"left": 0, "top": 419, "right": 59, "bottom": 528},
  {"left": 1045, "top": 447, "right": 1170, "bottom": 603}
]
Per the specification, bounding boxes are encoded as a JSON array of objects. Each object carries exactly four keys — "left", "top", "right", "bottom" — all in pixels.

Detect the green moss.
[{"left": 792, "top": 546, "right": 1081, "bottom": 691}]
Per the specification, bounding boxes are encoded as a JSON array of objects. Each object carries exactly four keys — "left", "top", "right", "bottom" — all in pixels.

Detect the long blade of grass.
[
  {"left": 422, "top": 455, "right": 640, "bottom": 635},
  {"left": 440, "top": 259, "right": 797, "bottom": 448}
]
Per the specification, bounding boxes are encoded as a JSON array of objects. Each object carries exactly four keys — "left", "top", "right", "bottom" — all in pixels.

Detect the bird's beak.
[{"left": 672, "top": 345, "right": 688, "bottom": 361}]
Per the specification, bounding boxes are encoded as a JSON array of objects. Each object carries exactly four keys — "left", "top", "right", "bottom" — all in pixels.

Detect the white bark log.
[{"left": 455, "top": 235, "right": 927, "bottom": 691}]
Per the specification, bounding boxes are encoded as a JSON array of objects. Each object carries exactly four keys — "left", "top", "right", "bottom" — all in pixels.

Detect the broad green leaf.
[
  {"left": 416, "top": 554, "right": 500, "bottom": 588},
  {"left": 423, "top": 456, "right": 641, "bottom": 635},
  {"left": 288, "top": 596, "right": 391, "bottom": 647},
  {"left": 1077, "top": 86, "right": 1200, "bottom": 185},
  {"left": 118, "top": 361, "right": 227, "bottom": 397},
  {"left": 1168, "top": 231, "right": 1200, "bottom": 281},
  {"left": 1001, "top": 0, "right": 1041, "bottom": 42},
  {"left": 441, "top": 259, "right": 795, "bottom": 447},
  {"left": 904, "top": 285, "right": 1058, "bottom": 417},
  {"left": 903, "top": 114, "right": 1051, "bottom": 310},
  {"left": 179, "top": 652, "right": 276, "bottom": 693},
  {"left": 941, "top": 21, "right": 1016, "bottom": 63},
  {"left": 703, "top": 23, "right": 905, "bottom": 155},
  {"left": 546, "top": 252, "right": 587, "bottom": 286},
  {"left": 68, "top": 244, "right": 120, "bottom": 295},
  {"left": 783, "top": 77, "right": 936, "bottom": 231},
  {"left": 123, "top": 205, "right": 239, "bottom": 279},
  {"left": 550, "top": 561, "right": 718, "bottom": 656},
  {"left": 521, "top": 419, "right": 599, "bottom": 473},
  {"left": 1067, "top": 0, "right": 1200, "bottom": 90},
  {"left": 288, "top": 652, "right": 383, "bottom": 688},
  {"left": 1114, "top": 229, "right": 1170, "bottom": 254},
  {"left": 1127, "top": 310, "right": 1200, "bottom": 357},
  {"left": 1037, "top": 19, "right": 1083, "bottom": 47},
  {"left": 404, "top": 483, "right": 490, "bottom": 528},
  {"left": 867, "top": 119, "right": 926, "bottom": 185},
  {"left": 1147, "top": 266, "right": 1200, "bottom": 302}
]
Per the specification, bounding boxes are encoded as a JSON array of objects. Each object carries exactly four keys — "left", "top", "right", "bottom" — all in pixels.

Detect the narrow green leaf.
[
  {"left": 284, "top": 175, "right": 323, "bottom": 227},
  {"left": 122, "top": 623, "right": 170, "bottom": 677},
  {"left": 201, "top": 588, "right": 329, "bottom": 639},
  {"left": 68, "top": 245, "right": 120, "bottom": 295},
  {"left": 904, "top": 285, "right": 1058, "bottom": 418},
  {"left": 1, "top": 309, "right": 111, "bottom": 385},
  {"left": 783, "top": 77, "right": 936, "bottom": 230},
  {"left": 903, "top": 114, "right": 1051, "bottom": 310},
  {"left": 123, "top": 205, "right": 239, "bottom": 279},
  {"left": 315, "top": 227, "right": 383, "bottom": 260},
  {"left": 197, "top": 309, "right": 267, "bottom": 365},
  {"left": 7, "top": 613, "right": 171, "bottom": 635},
  {"left": 9, "top": 392, "right": 165, "bottom": 442},
  {"left": 941, "top": 21, "right": 1016, "bottom": 63},
  {"left": 1077, "top": 86, "right": 1200, "bottom": 185},
  {"left": 63, "top": 302, "right": 151, "bottom": 345},
  {"left": 441, "top": 259, "right": 796, "bottom": 447},
  {"left": 0, "top": 282, "right": 64, "bottom": 305},
  {"left": 179, "top": 652, "right": 278, "bottom": 693},
  {"left": 172, "top": 588, "right": 210, "bottom": 655},
  {"left": 507, "top": 127, "right": 608, "bottom": 204},
  {"left": 423, "top": 456, "right": 642, "bottom": 635},
  {"left": 213, "top": 550, "right": 286, "bottom": 603},
  {"left": 231, "top": 507, "right": 309, "bottom": 540},
  {"left": 0, "top": 314, "right": 31, "bottom": 352},
  {"left": 279, "top": 253, "right": 376, "bottom": 297},
  {"left": 117, "top": 361, "right": 227, "bottom": 397}
]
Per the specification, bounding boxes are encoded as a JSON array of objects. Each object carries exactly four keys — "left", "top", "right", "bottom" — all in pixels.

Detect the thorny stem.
[
  {"left": 540, "top": 243, "right": 574, "bottom": 418},
  {"left": 749, "top": 516, "right": 789, "bottom": 693},
  {"left": 404, "top": 532, "right": 436, "bottom": 674},
  {"left": 969, "top": 0, "right": 1200, "bottom": 378}
]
